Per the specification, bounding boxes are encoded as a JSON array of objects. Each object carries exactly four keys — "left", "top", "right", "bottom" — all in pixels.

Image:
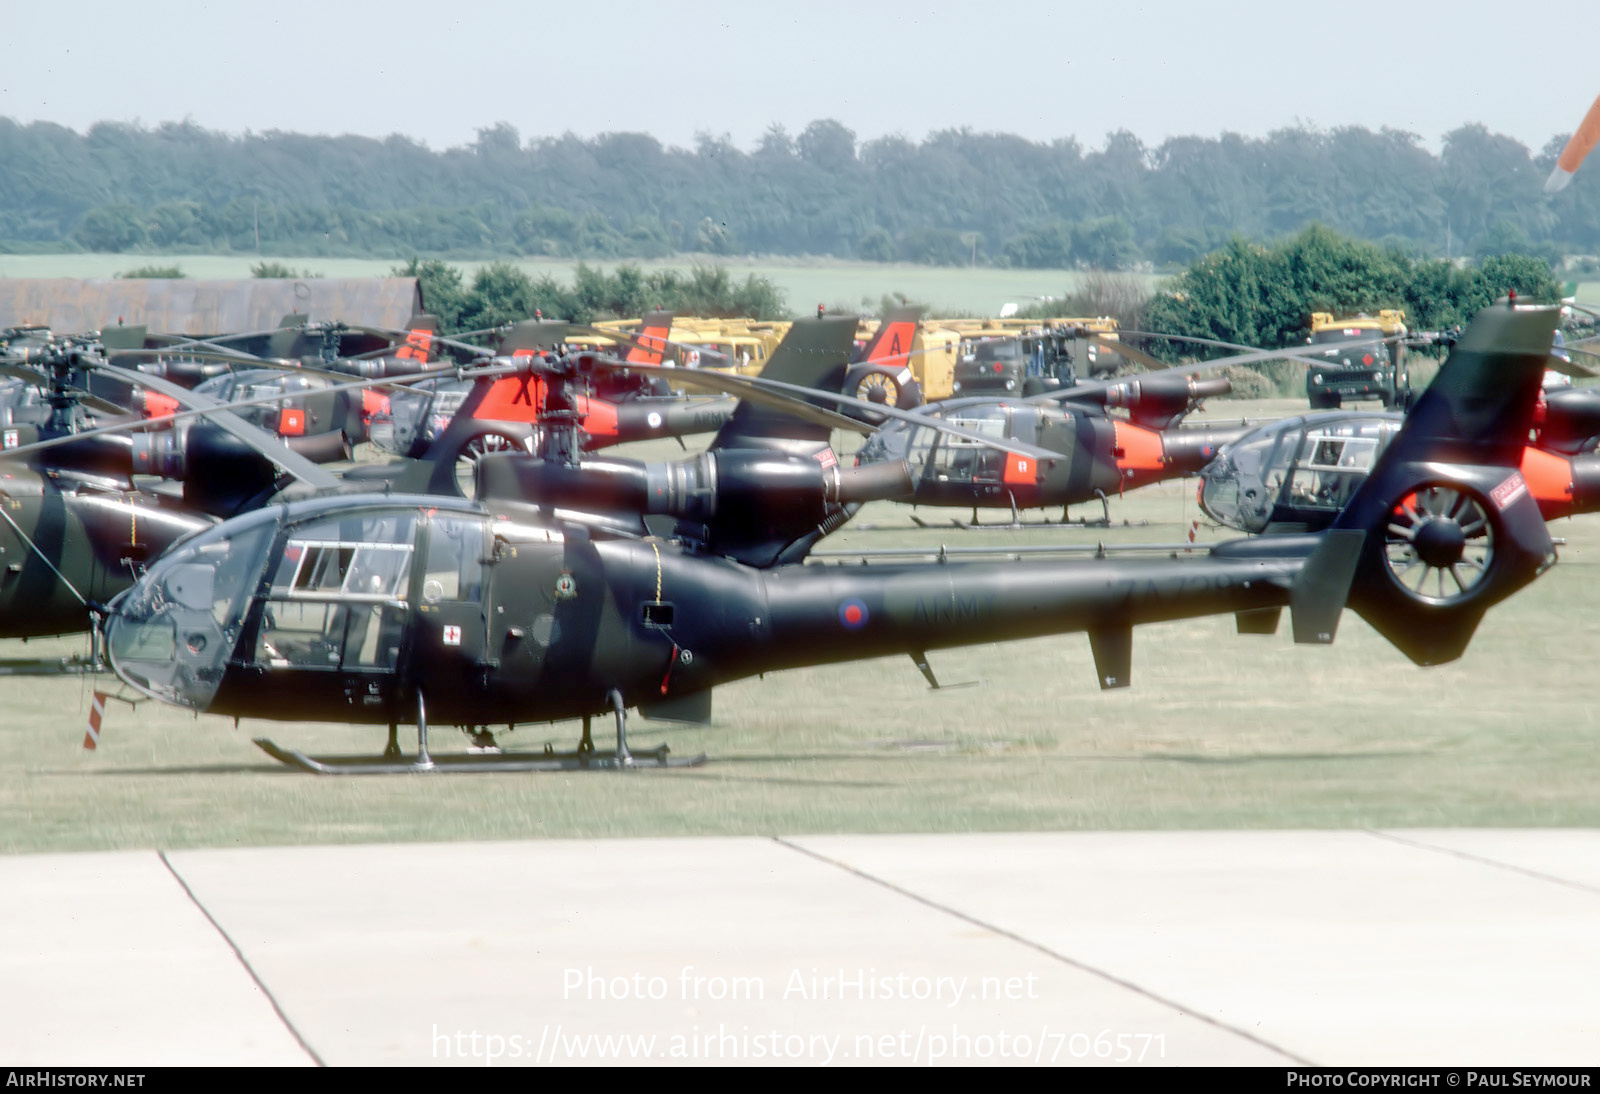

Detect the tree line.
[{"left": 2, "top": 118, "right": 1596, "bottom": 267}]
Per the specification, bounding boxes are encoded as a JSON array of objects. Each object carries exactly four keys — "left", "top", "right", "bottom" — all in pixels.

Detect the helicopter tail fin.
[
  {"left": 844, "top": 305, "right": 924, "bottom": 411},
  {"left": 857, "top": 306, "right": 923, "bottom": 370},
  {"left": 709, "top": 315, "right": 860, "bottom": 449},
  {"left": 1287, "top": 301, "right": 1558, "bottom": 665},
  {"left": 625, "top": 311, "right": 674, "bottom": 365}
]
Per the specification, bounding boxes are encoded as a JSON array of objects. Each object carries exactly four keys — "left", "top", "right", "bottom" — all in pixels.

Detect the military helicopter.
[
  {"left": 1199, "top": 374, "right": 1600, "bottom": 534},
  {"left": 382, "top": 308, "right": 932, "bottom": 498},
  {"left": 848, "top": 339, "right": 1311, "bottom": 527},
  {"left": 0, "top": 313, "right": 1030, "bottom": 651},
  {"left": 92, "top": 310, "right": 747, "bottom": 487},
  {"left": 0, "top": 335, "right": 350, "bottom": 649},
  {"left": 100, "top": 301, "right": 1560, "bottom": 773}
]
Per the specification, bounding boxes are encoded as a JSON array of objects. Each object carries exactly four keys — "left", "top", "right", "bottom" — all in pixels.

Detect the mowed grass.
[
  {"left": 2, "top": 397, "right": 1598, "bottom": 853},
  {"left": 0, "top": 253, "right": 1156, "bottom": 318}
]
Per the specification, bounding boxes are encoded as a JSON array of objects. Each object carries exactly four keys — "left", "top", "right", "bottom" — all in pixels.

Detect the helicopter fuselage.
[
  {"left": 0, "top": 462, "right": 213, "bottom": 638},
  {"left": 105, "top": 491, "right": 1326, "bottom": 728},
  {"left": 857, "top": 398, "right": 1246, "bottom": 510}
]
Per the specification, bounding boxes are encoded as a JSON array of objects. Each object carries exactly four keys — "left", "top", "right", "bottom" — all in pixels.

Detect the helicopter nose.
[{"left": 105, "top": 520, "right": 277, "bottom": 711}]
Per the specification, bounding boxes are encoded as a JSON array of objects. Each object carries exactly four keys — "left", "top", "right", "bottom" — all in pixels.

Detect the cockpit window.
[
  {"left": 254, "top": 512, "right": 418, "bottom": 671},
  {"left": 271, "top": 513, "right": 416, "bottom": 601},
  {"left": 1283, "top": 420, "right": 1398, "bottom": 510},
  {"left": 421, "top": 515, "right": 487, "bottom": 603},
  {"left": 927, "top": 410, "right": 1008, "bottom": 482}
]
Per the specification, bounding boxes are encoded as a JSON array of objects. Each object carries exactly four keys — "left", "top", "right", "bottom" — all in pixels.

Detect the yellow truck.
[{"left": 1304, "top": 309, "right": 1408, "bottom": 409}]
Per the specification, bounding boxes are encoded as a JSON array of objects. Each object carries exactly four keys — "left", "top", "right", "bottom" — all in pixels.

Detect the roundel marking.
[{"left": 838, "top": 599, "right": 869, "bottom": 629}]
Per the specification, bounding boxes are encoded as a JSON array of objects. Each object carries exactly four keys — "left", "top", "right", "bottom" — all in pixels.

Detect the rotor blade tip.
[{"left": 1545, "top": 167, "right": 1575, "bottom": 194}]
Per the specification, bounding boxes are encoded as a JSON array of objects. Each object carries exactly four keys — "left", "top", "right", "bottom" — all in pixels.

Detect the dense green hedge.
[{"left": 395, "top": 259, "right": 788, "bottom": 330}]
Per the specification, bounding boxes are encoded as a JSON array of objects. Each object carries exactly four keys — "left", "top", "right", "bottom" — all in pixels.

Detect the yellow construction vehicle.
[{"left": 1304, "top": 309, "right": 1408, "bottom": 410}]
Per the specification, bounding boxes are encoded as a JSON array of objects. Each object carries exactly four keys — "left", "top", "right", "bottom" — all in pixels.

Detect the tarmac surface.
[{"left": 3, "top": 829, "right": 1597, "bottom": 1066}]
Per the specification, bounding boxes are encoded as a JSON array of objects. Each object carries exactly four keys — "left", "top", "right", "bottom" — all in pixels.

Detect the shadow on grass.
[{"left": 37, "top": 745, "right": 1435, "bottom": 782}]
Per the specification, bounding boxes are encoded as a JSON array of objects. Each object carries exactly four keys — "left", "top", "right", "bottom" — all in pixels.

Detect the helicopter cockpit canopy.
[
  {"left": 855, "top": 403, "right": 1017, "bottom": 483},
  {"left": 107, "top": 507, "right": 281, "bottom": 710},
  {"left": 194, "top": 368, "right": 324, "bottom": 430},
  {"left": 369, "top": 376, "right": 472, "bottom": 457},
  {"left": 1200, "top": 412, "right": 1402, "bottom": 533},
  {"left": 106, "top": 496, "right": 490, "bottom": 712}
]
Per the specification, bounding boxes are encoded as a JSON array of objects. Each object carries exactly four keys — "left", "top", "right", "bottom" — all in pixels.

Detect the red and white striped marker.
[
  {"left": 1187, "top": 520, "right": 1199, "bottom": 544},
  {"left": 82, "top": 691, "right": 107, "bottom": 750}
]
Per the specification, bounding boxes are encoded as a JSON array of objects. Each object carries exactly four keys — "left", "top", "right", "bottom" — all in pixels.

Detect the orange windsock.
[{"left": 1546, "top": 92, "right": 1600, "bottom": 193}]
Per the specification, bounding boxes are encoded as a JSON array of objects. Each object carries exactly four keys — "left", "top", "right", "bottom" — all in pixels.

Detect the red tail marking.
[
  {"left": 395, "top": 329, "right": 433, "bottom": 362},
  {"left": 627, "top": 324, "right": 671, "bottom": 365},
  {"left": 474, "top": 375, "right": 547, "bottom": 423},
  {"left": 82, "top": 691, "right": 107, "bottom": 750},
  {"left": 866, "top": 322, "right": 916, "bottom": 368}
]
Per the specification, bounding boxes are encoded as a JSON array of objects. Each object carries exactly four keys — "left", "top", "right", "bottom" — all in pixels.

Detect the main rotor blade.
[
  {"left": 109, "top": 345, "right": 287, "bottom": 368},
  {"left": 1077, "top": 332, "right": 1168, "bottom": 371},
  {"left": 69, "top": 388, "right": 134, "bottom": 417},
  {"left": 1116, "top": 329, "right": 1401, "bottom": 355},
  {"left": 0, "top": 362, "right": 46, "bottom": 386},
  {"left": 343, "top": 332, "right": 494, "bottom": 362},
  {"left": 149, "top": 325, "right": 304, "bottom": 350},
  {"left": 1035, "top": 341, "right": 1335, "bottom": 405},
  {"left": 566, "top": 323, "right": 735, "bottom": 366},
  {"left": 0, "top": 361, "right": 134, "bottom": 415},
  {"left": 620, "top": 363, "right": 1063, "bottom": 463},
  {"left": 8, "top": 364, "right": 459, "bottom": 464},
  {"left": 1554, "top": 345, "right": 1600, "bottom": 377},
  {"left": 1546, "top": 92, "right": 1600, "bottom": 192},
  {"left": 585, "top": 360, "right": 873, "bottom": 436}
]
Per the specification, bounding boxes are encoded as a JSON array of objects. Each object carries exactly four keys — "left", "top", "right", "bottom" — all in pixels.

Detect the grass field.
[
  {"left": 2, "top": 397, "right": 1597, "bottom": 854},
  {"left": 0, "top": 253, "right": 1156, "bottom": 319}
]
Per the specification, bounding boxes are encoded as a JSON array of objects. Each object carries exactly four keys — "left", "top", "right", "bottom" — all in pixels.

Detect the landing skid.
[
  {"left": 252, "top": 738, "right": 705, "bottom": 775},
  {"left": 252, "top": 689, "right": 707, "bottom": 775},
  {"left": 907, "top": 489, "right": 1142, "bottom": 531},
  {"left": 927, "top": 516, "right": 1151, "bottom": 531}
]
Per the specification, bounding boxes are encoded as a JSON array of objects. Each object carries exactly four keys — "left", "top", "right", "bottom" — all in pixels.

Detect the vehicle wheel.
[{"left": 453, "top": 432, "right": 524, "bottom": 498}]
